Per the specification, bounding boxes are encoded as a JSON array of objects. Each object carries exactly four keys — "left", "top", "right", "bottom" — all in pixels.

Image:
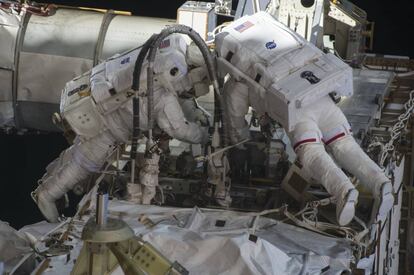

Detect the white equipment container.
[
  {"left": 177, "top": 1, "right": 216, "bottom": 41},
  {"left": 215, "top": 12, "right": 353, "bottom": 131}
]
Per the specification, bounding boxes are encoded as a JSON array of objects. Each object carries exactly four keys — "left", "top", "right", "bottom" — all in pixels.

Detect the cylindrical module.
[{"left": 0, "top": 6, "right": 174, "bottom": 131}]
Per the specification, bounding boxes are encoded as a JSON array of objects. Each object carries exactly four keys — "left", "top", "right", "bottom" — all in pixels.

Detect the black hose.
[
  {"left": 130, "top": 34, "right": 157, "bottom": 160},
  {"left": 131, "top": 34, "right": 157, "bottom": 92},
  {"left": 130, "top": 97, "right": 140, "bottom": 160},
  {"left": 145, "top": 25, "right": 221, "bottom": 147},
  {"left": 131, "top": 25, "right": 222, "bottom": 161}
]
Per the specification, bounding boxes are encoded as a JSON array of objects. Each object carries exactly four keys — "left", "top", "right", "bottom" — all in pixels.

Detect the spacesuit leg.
[
  {"left": 319, "top": 102, "right": 394, "bottom": 219},
  {"left": 34, "top": 133, "right": 116, "bottom": 222},
  {"left": 328, "top": 136, "right": 394, "bottom": 218},
  {"left": 289, "top": 120, "right": 358, "bottom": 226},
  {"left": 207, "top": 150, "right": 232, "bottom": 207},
  {"left": 223, "top": 79, "right": 250, "bottom": 144},
  {"left": 203, "top": 79, "right": 250, "bottom": 207}
]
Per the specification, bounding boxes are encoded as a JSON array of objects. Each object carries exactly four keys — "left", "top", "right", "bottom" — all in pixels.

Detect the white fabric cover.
[
  {"left": 18, "top": 203, "right": 352, "bottom": 274},
  {"left": 111, "top": 204, "right": 352, "bottom": 274}
]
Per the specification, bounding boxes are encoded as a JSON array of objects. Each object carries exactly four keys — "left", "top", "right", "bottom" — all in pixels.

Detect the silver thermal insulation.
[{"left": 16, "top": 202, "right": 353, "bottom": 275}]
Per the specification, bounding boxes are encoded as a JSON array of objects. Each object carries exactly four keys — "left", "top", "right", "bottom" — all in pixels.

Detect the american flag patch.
[
  {"left": 234, "top": 21, "right": 254, "bottom": 33},
  {"left": 121, "top": 57, "right": 130, "bottom": 65},
  {"left": 159, "top": 39, "right": 170, "bottom": 49}
]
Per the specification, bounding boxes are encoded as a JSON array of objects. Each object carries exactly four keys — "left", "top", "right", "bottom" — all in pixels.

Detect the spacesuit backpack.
[{"left": 215, "top": 12, "right": 353, "bottom": 131}]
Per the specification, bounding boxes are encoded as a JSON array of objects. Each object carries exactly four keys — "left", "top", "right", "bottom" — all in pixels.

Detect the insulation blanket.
[
  {"left": 108, "top": 202, "right": 352, "bottom": 275},
  {"left": 0, "top": 220, "right": 32, "bottom": 273},
  {"left": 13, "top": 202, "right": 353, "bottom": 275}
]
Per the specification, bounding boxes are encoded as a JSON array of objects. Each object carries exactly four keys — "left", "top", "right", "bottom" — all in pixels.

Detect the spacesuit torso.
[
  {"left": 61, "top": 34, "right": 207, "bottom": 144},
  {"left": 215, "top": 12, "right": 353, "bottom": 133}
]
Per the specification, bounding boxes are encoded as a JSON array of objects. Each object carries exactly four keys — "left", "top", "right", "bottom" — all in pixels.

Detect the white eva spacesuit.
[
  {"left": 33, "top": 34, "right": 210, "bottom": 222},
  {"left": 215, "top": 12, "right": 394, "bottom": 226}
]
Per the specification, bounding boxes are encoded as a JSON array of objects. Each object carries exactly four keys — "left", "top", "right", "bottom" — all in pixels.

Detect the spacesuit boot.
[
  {"left": 328, "top": 135, "right": 394, "bottom": 220},
  {"left": 336, "top": 188, "right": 359, "bottom": 227},
  {"left": 126, "top": 183, "right": 143, "bottom": 204},
  {"left": 295, "top": 142, "right": 358, "bottom": 226},
  {"left": 214, "top": 181, "right": 232, "bottom": 207},
  {"left": 376, "top": 182, "right": 394, "bottom": 217}
]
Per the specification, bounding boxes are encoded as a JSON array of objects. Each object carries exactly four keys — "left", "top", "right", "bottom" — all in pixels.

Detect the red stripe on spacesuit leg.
[
  {"left": 293, "top": 138, "right": 317, "bottom": 151},
  {"left": 324, "top": 132, "right": 346, "bottom": 145}
]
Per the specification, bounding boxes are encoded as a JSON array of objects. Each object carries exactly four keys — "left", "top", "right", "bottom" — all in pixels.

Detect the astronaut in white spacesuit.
[
  {"left": 216, "top": 12, "right": 394, "bottom": 226},
  {"left": 33, "top": 34, "right": 210, "bottom": 223}
]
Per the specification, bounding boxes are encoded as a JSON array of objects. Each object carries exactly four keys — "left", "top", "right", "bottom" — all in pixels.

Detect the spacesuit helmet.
[{"left": 153, "top": 34, "right": 210, "bottom": 98}]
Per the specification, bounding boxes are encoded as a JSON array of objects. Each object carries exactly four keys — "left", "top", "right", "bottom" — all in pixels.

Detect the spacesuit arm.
[
  {"left": 156, "top": 92, "right": 209, "bottom": 144},
  {"left": 179, "top": 97, "right": 210, "bottom": 127}
]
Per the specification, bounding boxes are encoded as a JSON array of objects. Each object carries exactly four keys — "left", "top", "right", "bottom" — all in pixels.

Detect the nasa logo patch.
[
  {"left": 265, "top": 41, "right": 277, "bottom": 50},
  {"left": 300, "top": 71, "right": 321, "bottom": 84}
]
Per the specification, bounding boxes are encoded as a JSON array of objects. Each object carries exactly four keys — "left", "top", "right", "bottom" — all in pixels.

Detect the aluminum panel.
[
  {"left": 22, "top": 8, "right": 103, "bottom": 59},
  {"left": 340, "top": 69, "right": 394, "bottom": 139},
  {"left": 0, "top": 8, "right": 20, "bottom": 25},
  {"left": 17, "top": 52, "right": 93, "bottom": 104},
  {"left": 235, "top": 0, "right": 271, "bottom": 18},
  {"left": 0, "top": 10, "right": 20, "bottom": 69},
  {"left": 0, "top": 69, "right": 12, "bottom": 101},
  {"left": 101, "top": 15, "right": 174, "bottom": 60}
]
